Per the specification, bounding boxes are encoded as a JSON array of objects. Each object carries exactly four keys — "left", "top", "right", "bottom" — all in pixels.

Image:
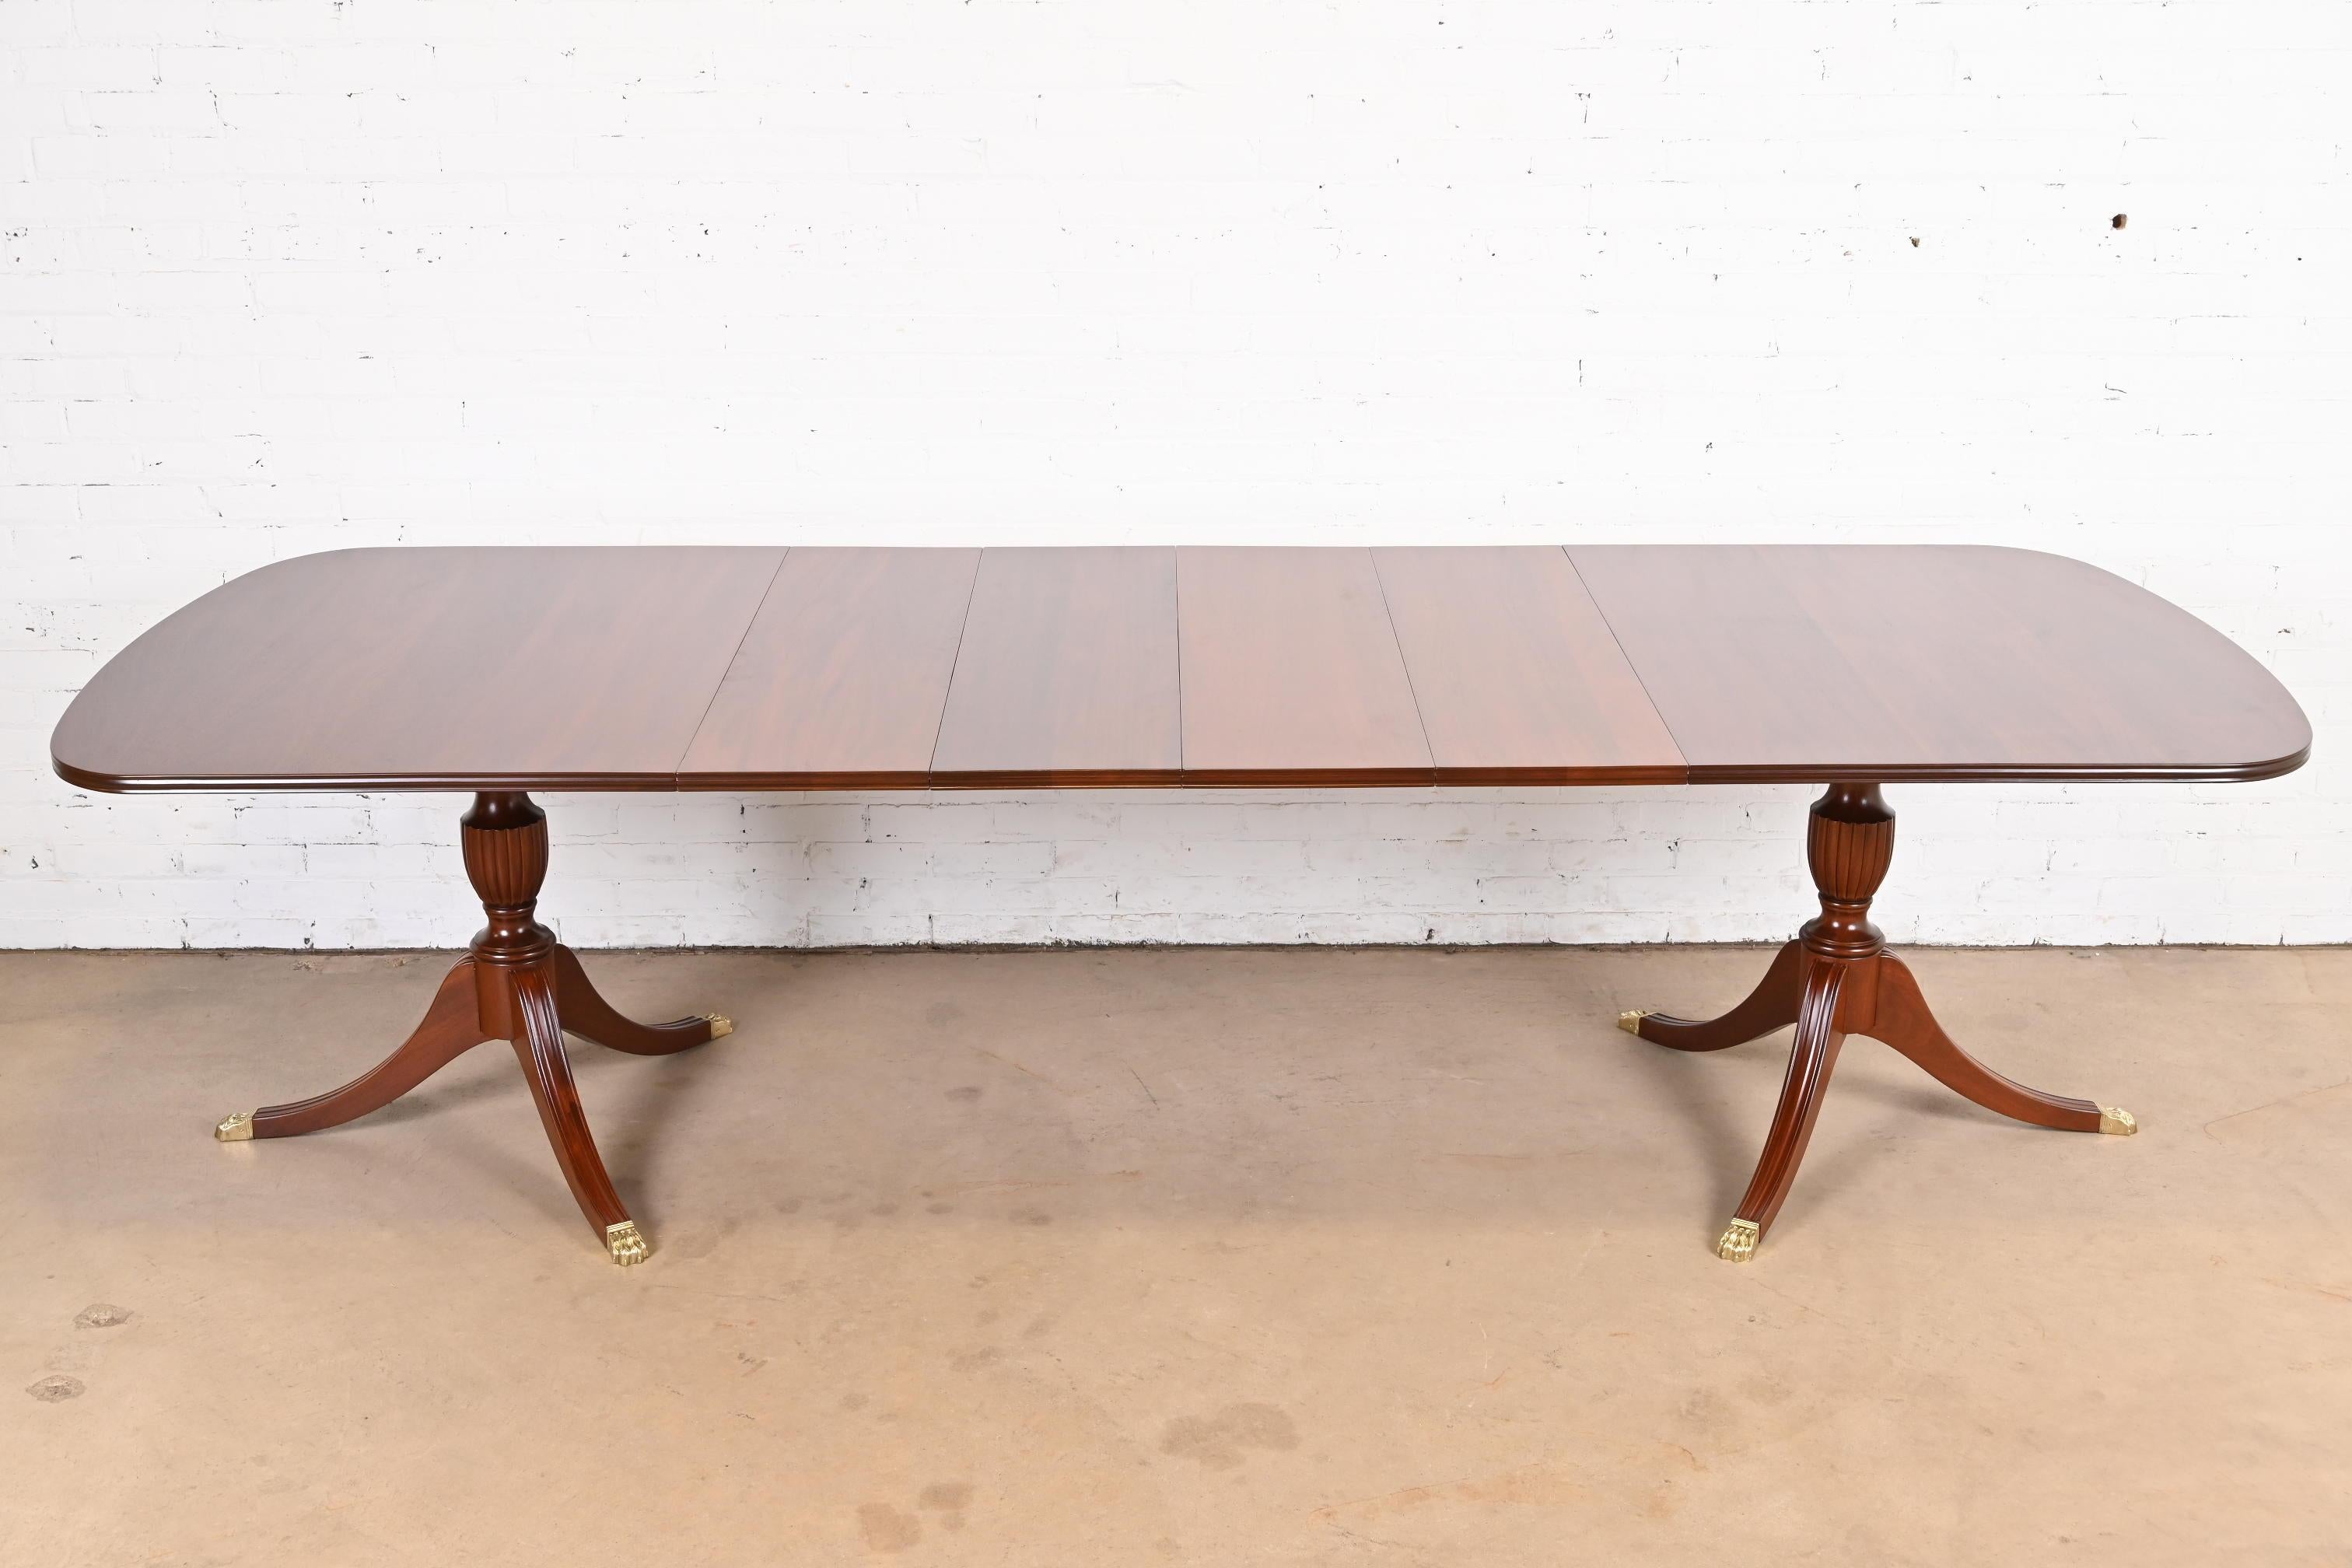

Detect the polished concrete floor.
[{"left": 2, "top": 946, "right": 2347, "bottom": 1566}]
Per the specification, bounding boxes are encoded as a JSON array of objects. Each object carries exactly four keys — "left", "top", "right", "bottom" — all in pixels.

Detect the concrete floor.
[{"left": 2, "top": 946, "right": 2347, "bottom": 1566}]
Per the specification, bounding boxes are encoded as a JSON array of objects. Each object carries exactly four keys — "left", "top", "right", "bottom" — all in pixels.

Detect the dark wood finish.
[
  {"left": 1176, "top": 547, "right": 1433, "bottom": 785},
  {"left": 454, "top": 790, "right": 635, "bottom": 1253},
  {"left": 1801, "top": 782, "right": 1898, "bottom": 961},
  {"left": 53, "top": 544, "right": 2310, "bottom": 793},
  {"left": 57, "top": 544, "right": 2311, "bottom": 1262},
  {"left": 1720, "top": 781, "right": 1896, "bottom": 1244},
  {"left": 1631, "top": 940, "right": 1803, "bottom": 1052},
  {"left": 1731, "top": 957, "right": 1850, "bottom": 1243},
  {"left": 508, "top": 964, "right": 632, "bottom": 1244},
  {"left": 1374, "top": 546, "right": 1685, "bottom": 783},
  {"left": 50, "top": 547, "right": 786, "bottom": 792},
  {"left": 1632, "top": 782, "right": 2121, "bottom": 1259},
  {"left": 930, "top": 547, "right": 1183, "bottom": 787},
  {"left": 457, "top": 789, "right": 558, "bottom": 1041},
  {"left": 1567, "top": 544, "right": 2311, "bottom": 782},
  {"left": 247, "top": 957, "right": 490, "bottom": 1138},
  {"left": 551, "top": 946, "right": 723, "bottom": 1056},
  {"left": 1862, "top": 954, "right": 2105, "bottom": 1132},
  {"left": 678, "top": 547, "right": 981, "bottom": 789},
  {"left": 233, "top": 792, "right": 730, "bottom": 1262}
]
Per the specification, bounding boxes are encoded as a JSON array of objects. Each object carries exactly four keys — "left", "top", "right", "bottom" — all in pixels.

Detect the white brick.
[{"left": 5, "top": 2, "right": 2345, "bottom": 950}]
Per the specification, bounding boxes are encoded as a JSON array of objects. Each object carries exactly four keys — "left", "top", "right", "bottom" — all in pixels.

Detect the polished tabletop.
[{"left": 51, "top": 545, "right": 2312, "bottom": 793}]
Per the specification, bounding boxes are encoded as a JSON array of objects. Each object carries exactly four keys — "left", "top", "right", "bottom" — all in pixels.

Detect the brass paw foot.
[
  {"left": 2099, "top": 1105, "right": 2137, "bottom": 1136},
  {"left": 1715, "top": 1219, "right": 1759, "bottom": 1263},
  {"left": 605, "top": 1220, "right": 649, "bottom": 1266},
  {"left": 702, "top": 1013, "right": 734, "bottom": 1039},
  {"left": 1617, "top": 1010, "right": 1648, "bottom": 1034},
  {"left": 214, "top": 1111, "right": 254, "bottom": 1142}
]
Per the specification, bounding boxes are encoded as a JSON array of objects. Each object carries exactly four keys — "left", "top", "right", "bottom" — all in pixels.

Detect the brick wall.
[{"left": 5, "top": 2, "right": 2343, "bottom": 950}]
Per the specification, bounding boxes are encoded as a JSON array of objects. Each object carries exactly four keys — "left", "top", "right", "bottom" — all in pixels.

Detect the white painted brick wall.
[{"left": 4, "top": 2, "right": 2345, "bottom": 950}]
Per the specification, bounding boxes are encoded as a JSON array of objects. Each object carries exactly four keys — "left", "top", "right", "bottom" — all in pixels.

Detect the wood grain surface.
[
  {"left": 678, "top": 547, "right": 980, "bottom": 789},
  {"left": 1374, "top": 546, "right": 1685, "bottom": 783},
  {"left": 1175, "top": 547, "right": 1435, "bottom": 785},
  {"left": 930, "top": 547, "right": 1182, "bottom": 787},
  {"left": 51, "top": 544, "right": 2312, "bottom": 793},
  {"left": 1567, "top": 544, "right": 2312, "bottom": 782},
  {"left": 48, "top": 547, "right": 784, "bottom": 791}
]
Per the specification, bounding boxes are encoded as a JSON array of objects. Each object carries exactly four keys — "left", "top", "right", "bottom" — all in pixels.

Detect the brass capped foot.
[
  {"left": 702, "top": 1013, "right": 734, "bottom": 1039},
  {"left": 605, "top": 1220, "right": 649, "bottom": 1266},
  {"left": 1715, "top": 1219, "right": 1760, "bottom": 1263},
  {"left": 2099, "top": 1105, "right": 2137, "bottom": 1136},
  {"left": 214, "top": 1111, "right": 254, "bottom": 1142},
  {"left": 1617, "top": 1010, "right": 1648, "bottom": 1034}
]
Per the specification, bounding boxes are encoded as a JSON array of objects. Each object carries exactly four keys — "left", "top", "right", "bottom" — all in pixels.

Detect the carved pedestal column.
[
  {"left": 1621, "top": 782, "right": 2133, "bottom": 1263},
  {"left": 214, "top": 792, "right": 733, "bottom": 1266}
]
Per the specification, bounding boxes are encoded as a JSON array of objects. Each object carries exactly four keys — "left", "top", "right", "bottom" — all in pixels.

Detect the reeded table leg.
[
  {"left": 1621, "top": 940, "right": 1803, "bottom": 1052},
  {"left": 1620, "top": 782, "right": 2137, "bottom": 1262},
  {"left": 1865, "top": 953, "right": 2126, "bottom": 1135},
  {"left": 507, "top": 964, "right": 645, "bottom": 1265},
  {"left": 551, "top": 944, "right": 731, "bottom": 1055},
  {"left": 217, "top": 956, "right": 489, "bottom": 1142},
  {"left": 1715, "top": 957, "right": 1848, "bottom": 1261},
  {"left": 213, "top": 791, "right": 731, "bottom": 1266}
]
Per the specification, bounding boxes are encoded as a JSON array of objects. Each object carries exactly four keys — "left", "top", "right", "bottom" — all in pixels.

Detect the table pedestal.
[
  {"left": 212, "top": 792, "right": 730, "bottom": 1265},
  {"left": 1621, "top": 782, "right": 2135, "bottom": 1262},
  {"left": 212, "top": 782, "right": 2136, "bottom": 1267}
]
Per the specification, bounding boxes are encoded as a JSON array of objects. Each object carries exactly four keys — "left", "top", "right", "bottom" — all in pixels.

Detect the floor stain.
[
  {"left": 1159, "top": 1402, "right": 1300, "bottom": 1470},
  {"left": 919, "top": 1481, "right": 971, "bottom": 1530},
  {"left": 75, "top": 1304, "right": 133, "bottom": 1329},
  {"left": 1313, "top": 1460, "right": 1590, "bottom": 1523},
  {"left": 26, "top": 1375, "right": 84, "bottom": 1402},
  {"left": 856, "top": 1502, "right": 921, "bottom": 1552}
]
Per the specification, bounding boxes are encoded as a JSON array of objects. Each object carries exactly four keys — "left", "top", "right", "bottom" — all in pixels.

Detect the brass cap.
[
  {"left": 2099, "top": 1106, "right": 2138, "bottom": 1136},
  {"left": 703, "top": 1013, "right": 734, "bottom": 1039},
  {"left": 1617, "top": 1010, "right": 1647, "bottom": 1035},
  {"left": 605, "top": 1221, "right": 649, "bottom": 1266},
  {"left": 214, "top": 1111, "right": 254, "bottom": 1142},
  {"left": 1715, "top": 1219, "right": 1760, "bottom": 1263}
]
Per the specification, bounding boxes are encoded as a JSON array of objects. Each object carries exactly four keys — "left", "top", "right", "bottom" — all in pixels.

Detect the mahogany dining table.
[{"left": 50, "top": 545, "right": 2311, "bottom": 1265}]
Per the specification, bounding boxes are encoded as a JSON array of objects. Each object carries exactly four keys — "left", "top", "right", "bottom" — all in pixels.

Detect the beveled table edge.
[
  {"left": 1682, "top": 752, "right": 2312, "bottom": 786},
  {"left": 63, "top": 756, "right": 2309, "bottom": 793},
  {"left": 49, "top": 544, "right": 2316, "bottom": 795},
  {"left": 50, "top": 758, "right": 694, "bottom": 794}
]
